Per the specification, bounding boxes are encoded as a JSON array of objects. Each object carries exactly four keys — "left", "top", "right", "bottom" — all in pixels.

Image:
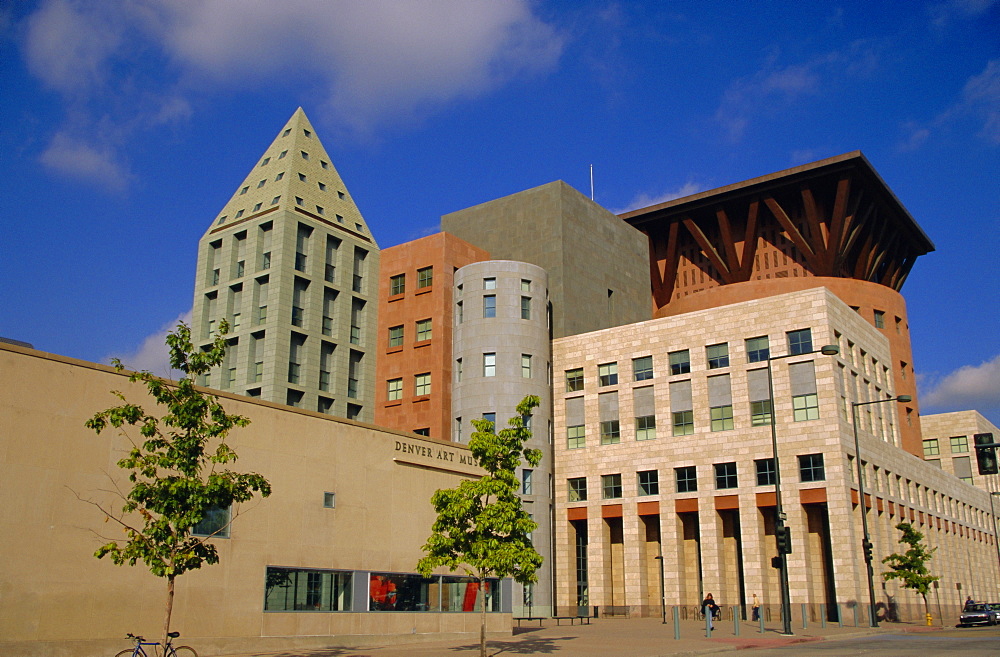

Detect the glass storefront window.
[
  {"left": 368, "top": 572, "right": 500, "bottom": 612},
  {"left": 264, "top": 567, "right": 353, "bottom": 612}
]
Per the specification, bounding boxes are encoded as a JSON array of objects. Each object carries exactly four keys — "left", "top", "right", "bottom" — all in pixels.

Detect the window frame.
[
  {"left": 672, "top": 410, "right": 694, "bottom": 436},
  {"left": 637, "top": 470, "right": 659, "bottom": 496},
  {"left": 599, "top": 420, "right": 621, "bottom": 445},
  {"left": 745, "top": 336, "right": 770, "bottom": 363},
  {"left": 414, "top": 373, "right": 431, "bottom": 397},
  {"left": 714, "top": 462, "right": 738, "bottom": 489},
  {"left": 415, "top": 318, "right": 432, "bottom": 342},
  {"left": 675, "top": 466, "right": 697, "bottom": 493},
  {"left": 568, "top": 477, "right": 587, "bottom": 502},
  {"left": 388, "top": 325, "right": 404, "bottom": 348},
  {"left": 792, "top": 393, "right": 820, "bottom": 422},
  {"left": 601, "top": 473, "right": 623, "bottom": 500},
  {"left": 567, "top": 425, "right": 585, "bottom": 449},
  {"left": 632, "top": 356, "right": 654, "bottom": 381},
  {"left": 635, "top": 415, "right": 656, "bottom": 441},
  {"left": 483, "top": 294, "right": 496, "bottom": 318},
  {"left": 669, "top": 349, "right": 691, "bottom": 375},
  {"left": 416, "top": 266, "right": 433, "bottom": 289},
  {"left": 798, "top": 453, "right": 826, "bottom": 482},
  {"left": 598, "top": 362, "right": 618, "bottom": 386},
  {"left": 566, "top": 368, "right": 584, "bottom": 392},
  {"left": 387, "top": 378, "right": 402, "bottom": 401},
  {"left": 755, "top": 458, "right": 776, "bottom": 486},
  {"left": 787, "top": 328, "right": 813, "bottom": 355},
  {"left": 706, "top": 343, "right": 730, "bottom": 369}
]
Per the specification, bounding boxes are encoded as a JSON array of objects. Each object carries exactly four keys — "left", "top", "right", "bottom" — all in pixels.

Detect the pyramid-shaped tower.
[{"left": 191, "top": 108, "right": 379, "bottom": 421}]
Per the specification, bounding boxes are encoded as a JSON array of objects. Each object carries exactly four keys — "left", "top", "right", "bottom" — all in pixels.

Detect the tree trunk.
[
  {"left": 164, "top": 574, "right": 176, "bottom": 648},
  {"left": 480, "top": 576, "right": 487, "bottom": 657},
  {"left": 922, "top": 593, "right": 930, "bottom": 623}
]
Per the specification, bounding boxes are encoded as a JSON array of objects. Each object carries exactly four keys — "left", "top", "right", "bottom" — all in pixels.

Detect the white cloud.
[
  {"left": 613, "top": 181, "right": 702, "bottom": 214},
  {"left": 897, "top": 59, "right": 1000, "bottom": 150},
  {"left": 39, "top": 132, "right": 130, "bottom": 192},
  {"left": 920, "top": 354, "right": 1000, "bottom": 416},
  {"left": 929, "top": 0, "right": 998, "bottom": 27},
  {"left": 110, "top": 310, "right": 192, "bottom": 379},
  {"left": 19, "top": 0, "right": 565, "bottom": 152}
]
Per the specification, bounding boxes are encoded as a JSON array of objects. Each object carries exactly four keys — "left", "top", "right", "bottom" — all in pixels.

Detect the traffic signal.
[
  {"left": 974, "top": 433, "right": 998, "bottom": 475},
  {"left": 775, "top": 525, "right": 792, "bottom": 554},
  {"left": 862, "top": 539, "right": 874, "bottom": 562}
]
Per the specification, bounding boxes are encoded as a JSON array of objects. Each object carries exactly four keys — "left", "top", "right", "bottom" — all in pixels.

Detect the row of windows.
[
  {"left": 264, "top": 567, "right": 502, "bottom": 613},
  {"left": 387, "top": 373, "right": 432, "bottom": 400},
  {"left": 388, "top": 267, "right": 433, "bottom": 296},
  {"left": 453, "top": 353, "right": 540, "bottom": 382},
  {"left": 923, "top": 435, "right": 970, "bottom": 457},
  {"left": 387, "top": 319, "right": 432, "bottom": 347},
  {"left": 566, "top": 454, "right": 826, "bottom": 502},
  {"left": 565, "top": 395, "right": 819, "bottom": 449},
  {"left": 564, "top": 329, "right": 813, "bottom": 391}
]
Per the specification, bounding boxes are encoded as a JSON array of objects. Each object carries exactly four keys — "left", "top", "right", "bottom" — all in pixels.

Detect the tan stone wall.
[
  {"left": 551, "top": 287, "right": 1000, "bottom": 618},
  {"left": 0, "top": 345, "right": 510, "bottom": 657}
]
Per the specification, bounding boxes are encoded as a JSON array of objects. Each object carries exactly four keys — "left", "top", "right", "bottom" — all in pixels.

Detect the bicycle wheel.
[
  {"left": 115, "top": 650, "right": 136, "bottom": 657},
  {"left": 171, "top": 646, "right": 198, "bottom": 657}
]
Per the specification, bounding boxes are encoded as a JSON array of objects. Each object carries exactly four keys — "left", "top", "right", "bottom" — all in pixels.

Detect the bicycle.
[{"left": 116, "top": 631, "right": 197, "bottom": 657}]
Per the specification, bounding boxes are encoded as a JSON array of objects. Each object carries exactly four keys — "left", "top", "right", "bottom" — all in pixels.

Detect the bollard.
[
  {"left": 673, "top": 606, "right": 680, "bottom": 640},
  {"left": 734, "top": 605, "right": 740, "bottom": 636},
  {"left": 801, "top": 603, "right": 808, "bottom": 629},
  {"left": 837, "top": 603, "right": 843, "bottom": 628},
  {"left": 853, "top": 605, "right": 858, "bottom": 627},
  {"left": 759, "top": 609, "right": 765, "bottom": 634},
  {"left": 820, "top": 603, "right": 826, "bottom": 628},
  {"left": 705, "top": 605, "right": 712, "bottom": 637}
]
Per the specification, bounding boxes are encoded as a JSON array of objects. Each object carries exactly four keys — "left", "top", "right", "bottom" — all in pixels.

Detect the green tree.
[
  {"left": 417, "top": 395, "right": 543, "bottom": 657},
  {"left": 85, "top": 321, "right": 271, "bottom": 646},
  {"left": 882, "top": 521, "right": 939, "bottom": 621}
]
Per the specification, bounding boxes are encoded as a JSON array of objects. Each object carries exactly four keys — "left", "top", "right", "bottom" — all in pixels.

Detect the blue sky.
[{"left": 1, "top": 1, "right": 998, "bottom": 423}]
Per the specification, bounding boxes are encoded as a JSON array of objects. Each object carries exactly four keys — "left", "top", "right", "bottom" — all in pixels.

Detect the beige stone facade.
[
  {"left": 920, "top": 411, "right": 1000, "bottom": 494},
  {"left": 552, "top": 288, "right": 1000, "bottom": 620},
  {"left": 0, "top": 344, "right": 509, "bottom": 657}
]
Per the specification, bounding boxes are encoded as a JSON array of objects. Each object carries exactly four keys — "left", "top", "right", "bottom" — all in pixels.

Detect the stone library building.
[{"left": 2, "top": 109, "right": 998, "bottom": 657}]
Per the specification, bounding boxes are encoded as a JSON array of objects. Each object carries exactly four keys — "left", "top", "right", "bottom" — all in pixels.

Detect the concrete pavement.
[{"left": 212, "top": 615, "right": 945, "bottom": 657}]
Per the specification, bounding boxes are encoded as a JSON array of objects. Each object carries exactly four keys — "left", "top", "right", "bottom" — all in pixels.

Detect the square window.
[
  {"left": 417, "top": 266, "right": 433, "bottom": 289},
  {"left": 710, "top": 405, "right": 734, "bottom": 431},
  {"left": 601, "top": 474, "right": 623, "bottom": 499},
  {"left": 799, "top": 453, "right": 825, "bottom": 482},
  {"left": 714, "top": 462, "right": 738, "bottom": 489},
  {"left": 414, "top": 373, "right": 431, "bottom": 396},
  {"left": 787, "top": 328, "right": 813, "bottom": 355},
  {"left": 792, "top": 393, "right": 819, "bottom": 421},
  {"left": 635, "top": 415, "right": 656, "bottom": 441},
  {"left": 633, "top": 356, "right": 653, "bottom": 381},
  {"left": 675, "top": 466, "right": 697, "bottom": 493},
  {"left": 521, "top": 279, "right": 531, "bottom": 292},
  {"left": 387, "top": 378, "right": 402, "bottom": 401},
  {"left": 950, "top": 436, "right": 968, "bottom": 453},
  {"left": 483, "top": 352, "right": 496, "bottom": 377},
  {"left": 388, "top": 325, "right": 403, "bottom": 347},
  {"left": 521, "top": 354, "right": 532, "bottom": 378},
  {"left": 567, "top": 425, "right": 585, "bottom": 449},
  {"left": 483, "top": 295, "right": 496, "bottom": 318},
  {"left": 521, "top": 296, "right": 531, "bottom": 320},
  {"left": 707, "top": 343, "right": 729, "bottom": 369},
  {"left": 638, "top": 470, "right": 659, "bottom": 496},
  {"left": 598, "top": 362, "right": 618, "bottom": 386},
  {"left": 672, "top": 410, "right": 694, "bottom": 436},
  {"left": 191, "top": 505, "right": 231, "bottom": 538},
  {"left": 922, "top": 439, "right": 940, "bottom": 457},
  {"left": 566, "top": 368, "right": 584, "bottom": 392},
  {"left": 755, "top": 458, "right": 775, "bottom": 486},
  {"left": 522, "top": 469, "right": 533, "bottom": 495},
  {"left": 750, "top": 400, "right": 772, "bottom": 426},
  {"left": 483, "top": 277, "right": 496, "bottom": 290},
  {"left": 416, "top": 318, "right": 432, "bottom": 341},
  {"left": 600, "top": 420, "right": 620, "bottom": 445},
  {"left": 390, "top": 273, "right": 405, "bottom": 295},
  {"left": 746, "top": 336, "right": 769, "bottom": 363},
  {"left": 669, "top": 349, "right": 691, "bottom": 375},
  {"left": 568, "top": 476, "right": 587, "bottom": 501}
]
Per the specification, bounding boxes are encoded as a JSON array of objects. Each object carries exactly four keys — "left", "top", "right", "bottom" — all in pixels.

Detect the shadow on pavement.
[{"left": 445, "top": 634, "right": 577, "bottom": 655}]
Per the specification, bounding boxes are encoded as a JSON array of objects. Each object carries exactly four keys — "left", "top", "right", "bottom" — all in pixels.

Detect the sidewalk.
[{"left": 214, "top": 616, "right": 943, "bottom": 657}]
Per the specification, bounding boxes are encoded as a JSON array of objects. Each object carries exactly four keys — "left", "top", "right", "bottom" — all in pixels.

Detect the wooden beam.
[
  {"left": 682, "top": 217, "right": 733, "bottom": 283},
  {"left": 739, "top": 200, "right": 760, "bottom": 280},
  {"left": 826, "top": 175, "right": 851, "bottom": 271},
  {"left": 715, "top": 208, "right": 742, "bottom": 277},
  {"left": 763, "top": 196, "right": 822, "bottom": 271}
]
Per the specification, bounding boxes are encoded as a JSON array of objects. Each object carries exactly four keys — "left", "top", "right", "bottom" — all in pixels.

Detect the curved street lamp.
[
  {"left": 851, "top": 394, "right": 912, "bottom": 628},
  {"left": 766, "top": 343, "right": 839, "bottom": 636}
]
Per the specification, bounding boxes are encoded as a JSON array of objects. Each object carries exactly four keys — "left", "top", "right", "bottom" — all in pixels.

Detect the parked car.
[{"left": 958, "top": 603, "right": 999, "bottom": 626}]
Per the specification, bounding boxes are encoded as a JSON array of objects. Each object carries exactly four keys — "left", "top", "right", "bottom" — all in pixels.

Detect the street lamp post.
[
  {"left": 989, "top": 493, "right": 1000, "bottom": 595},
  {"left": 766, "top": 343, "right": 839, "bottom": 636},
  {"left": 850, "top": 394, "right": 912, "bottom": 628},
  {"left": 655, "top": 553, "right": 666, "bottom": 624}
]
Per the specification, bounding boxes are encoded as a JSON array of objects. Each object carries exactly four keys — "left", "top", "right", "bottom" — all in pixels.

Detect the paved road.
[{"left": 727, "top": 626, "right": 1000, "bottom": 656}]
